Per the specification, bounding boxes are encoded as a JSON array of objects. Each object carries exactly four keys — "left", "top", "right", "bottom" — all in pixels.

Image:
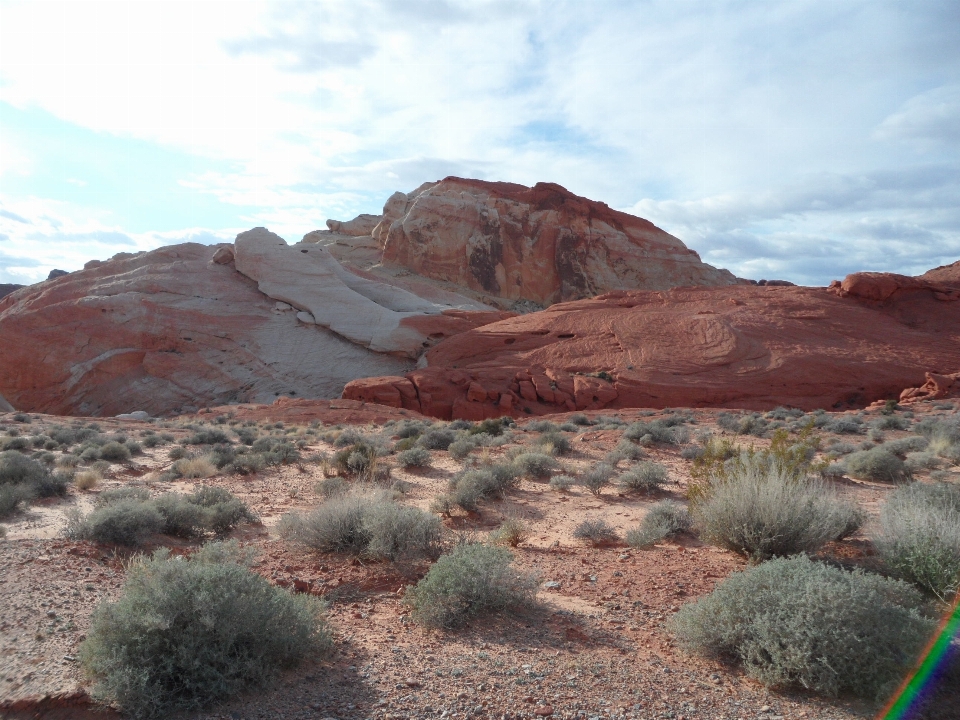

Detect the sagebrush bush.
[
  {"left": 618, "top": 462, "right": 668, "bottom": 493},
  {"left": 626, "top": 500, "right": 691, "bottom": 548},
  {"left": 581, "top": 462, "right": 613, "bottom": 496},
  {"left": 279, "top": 492, "right": 440, "bottom": 561},
  {"left": 0, "top": 450, "right": 69, "bottom": 517},
  {"left": 404, "top": 543, "right": 536, "bottom": 628},
  {"left": 548, "top": 474, "right": 575, "bottom": 492},
  {"left": 573, "top": 518, "right": 618, "bottom": 545},
  {"left": 80, "top": 542, "right": 330, "bottom": 719},
  {"left": 67, "top": 500, "right": 164, "bottom": 546},
  {"left": 670, "top": 555, "right": 934, "bottom": 700},
  {"left": 418, "top": 428, "right": 456, "bottom": 451},
  {"left": 99, "top": 441, "right": 132, "bottom": 462},
  {"left": 845, "top": 447, "right": 911, "bottom": 483},
  {"left": 693, "top": 454, "right": 864, "bottom": 561},
  {"left": 512, "top": 452, "right": 556, "bottom": 478},
  {"left": 315, "top": 476, "right": 349, "bottom": 499},
  {"left": 625, "top": 420, "right": 688, "bottom": 445},
  {"left": 447, "top": 438, "right": 476, "bottom": 460},
  {"left": 876, "top": 482, "right": 960, "bottom": 601},
  {"left": 187, "top": 428, "right": 231, "bottom": 445},
  {"left": 445, "top": 464, "right": 520, "bottom": 512},
  {"left": 396, "top": 446, "right": 431, "bottom": 468},
  {"left": 537, "top": 431, "right": 571, "bottom": 455}
]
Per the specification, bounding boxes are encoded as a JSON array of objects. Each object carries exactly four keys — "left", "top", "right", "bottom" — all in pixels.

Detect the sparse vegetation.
[
  {"left": 845, "top": 447, "right": 911, "bottom": 483},
  {"left": 0, "top": 450, "right": 70, "bottom": 518},
  {"left": 580, "top": 462, "right": 613, "bottom": 496},
  {"left": 670, "top": 555, "right": 935, "bottom": 700},
  {"left": 404, "top": 543, "right": 536, "bottom": 628},
  {"left": 876, "top": 482, "right": 960, "bottom": 601},
  {"left": 692, "top": 452, "right": 863, "bottom": 562},
  {"left": 548, "top": 474, "right": 575, "bottom": 492},
  {"left": 79, "top": 541, "right": 330, "bottom": 719},
  {"left": 489, "top": 517, "right": 530, "bottom": 547},
  {"left": 618, "top": 461, "right": 669, "bottom": 493},
  {"left": 573, "top": 518, "right": 618, "bottom": 545},
  {"left": 626, "top": 500, "right": 691, "bottom": 548},
  {"left": 279, "top": 492, "right": 440, "bottom": 561}
]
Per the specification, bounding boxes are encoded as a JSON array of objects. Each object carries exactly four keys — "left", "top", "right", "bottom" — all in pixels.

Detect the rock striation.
[
  {"left": 372, "top": 178, "right": 739, "bottom": 306},
  {"left": 344, "top": 268, "right": 960, "bottom": 419}
]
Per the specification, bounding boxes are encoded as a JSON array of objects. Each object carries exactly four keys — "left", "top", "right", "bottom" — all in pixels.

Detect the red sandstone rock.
[
  {"left": 344, "top": 270, "right": 960, "bottom": 418},
  {"left": 378, "top": 177, "right": 739, "bottom": 306},
  {"left": 898, "top": 371, "right": 960, "bottom": 404}
]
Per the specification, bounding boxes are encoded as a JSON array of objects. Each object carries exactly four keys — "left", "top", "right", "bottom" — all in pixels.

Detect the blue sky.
[{"left": 1, "top": 0, "right": 958, "bottom": 285}]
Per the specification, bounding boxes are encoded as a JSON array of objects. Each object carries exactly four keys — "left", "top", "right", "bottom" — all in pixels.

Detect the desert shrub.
[
  {"left": 447, "top": 465, "right": 519, "bottom": 512},
  {"left": 447, "top": 438, "right": 476, "bottom": 461},
  {"left": 626, "top": 500, "right": 692, "bottom": 548},
  {"left": 171, "top": 456, "right": 217, "bottom": 479},
  {"left": 167, "top": 446, "right": 188, "bottom": 461},
  {"left": 573, "top": 518, "right": 618, "bottom": 545},
  {"left": 279, "top": 493, "right": 439, "bottom": 561},
  {"left": 536, "top": 431, "right": 571, "bottom": 456},
  {"left": 513, "top": 452, "right": 556, "bottom": 478},
  {"left": 227, "top": 453, "right": 265, "bottom": 476},
  {"left": 904, "top": 451, "right": 942, "bottom": 472},
  {"left": 56, "top": 454, "right": 81, "bottom": 469},
  {"left": 141, "top": 435, "right": 162, "bottom": 448},
  {"left": 548, "top": 474, "right": 575, "bottom": 492},
  {"left": 693, "top": 454, "right": 864, "bottom": 561},
  {"left": 186, "top": 428, "right": 231, "bottom": 445},
  {"left": 67, "top": 500, "right": 165, "bottom": 546},
  {"left": 97, "top": 487, "right": 152, "bottom": 506},
  {"left": 876, "top": 482, "right": 960, "bottom": 601},
  {"left": 717, "top": 412, "right": 770, "bottom": 437},
  {"left": 79, "top": 541, "right": 329, "bottom": 719},
  {"left": 765, "top": 407, "right": 804, "bottom": 420},
  {"left": 396, "top": 446, "right": 431, "bottom": 468},
  {"left": 469, "top": 417, "right": 509, "bottom": 436},
  {"left": 152, "top": 493, "right": 207, "bottom": 538},
  {"left": 824, "top": 415, "right": 864, "bottom": 435},
  {"left": 99, "top": 442, "right": 132, "bottom": 463},
  {"left": 568, "top": 413, "right": 593, "bottom": 426},
  {"left": 845, "top": 447, "right": 911, "bottom": 483},
  {"left": 393, "top": 420, "right": 429, "bottom": 439},
  {"left": 614, "top": 438, "right": 646, "bottom": 461},
  {"left": 269, "top": 442, "right": 301, "bottom": 465},
  {"left": 417, "top": 427, "right": 456, "bottom": 451},
  {"left": 581, "top": 462, "right": 613, "bottom": 496},
  {"left": 187, "top": 486, "right": 257, "bottom": 536},
  {"left": 871, "top": 415, "right": 910, "bottom": 431},
  {"left": 0, "top": 450, "right": 69, "bottom": 517},
  {"left": 2, "top": 436, "right": 30, "bottom": 451},
  {"left": 624, "top": 419, "right": 689, "bottom": 445},
  {"left": 883, "top": 436, "right": 929, "bottom": 456},
  {"left": 489, "top": 517, "right": 529, "bottom": 547},
  {"left": 404, "top": 544, "right": 536, "bottom": 628},
  {"left": 527, "top": 420, "right": 558, "bottom": 432},
  {"left": 618, "top": 462, "right": 669, "bottom": 493},
  {"left": 75, "top": 469, "right": 102, "bottom": 491},
  {"left": 315, "top": 477, "right": 349, "bottom": 499},
  {"left": 670, "top": 555, "right": 934, "bottom": 700},
  {"left": 392, "top": 436, "right": 417, "bottom": 453},
  {"left": 913, "top": 416, "right": 960, "bottom": 443},
  {"left": 206, "top": 445, "right": 236, "bottom": 470},
  {"left": 250, "top": 436, "right": 276, "bottom": 454}
]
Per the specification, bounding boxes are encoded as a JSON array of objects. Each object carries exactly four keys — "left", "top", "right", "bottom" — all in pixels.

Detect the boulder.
[
  {"left": 344, "top": 270, "right": 960, "bottom": 418},
  {"left": 377, "top": 177, "right": 739, "bottom": 305}
]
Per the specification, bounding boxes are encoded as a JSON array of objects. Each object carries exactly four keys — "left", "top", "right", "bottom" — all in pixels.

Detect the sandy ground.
[{"left": 0, "top": 404, "right": 958, "bottom": 720}]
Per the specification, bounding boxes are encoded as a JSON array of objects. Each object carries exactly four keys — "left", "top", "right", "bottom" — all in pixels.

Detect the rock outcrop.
[
  {"left": 0, "top": 229, "right": 513, "bottom": 416},
  {"left": 344, "top": 269, "right": 960, "bottom": 418},
  {"left": 373, "top": 178, "right": 739, "bottom": 306},
  {"left": 326, "top": 214, "right": 381, "bottom": 236},
  {"left": 0, "top": 283, "right": 24, "bottom": 300}
]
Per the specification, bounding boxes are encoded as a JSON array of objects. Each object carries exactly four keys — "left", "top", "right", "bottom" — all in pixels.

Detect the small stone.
[
  {"left": 404, "top": 678, "right": 422, "bottom": 688},
  {"left": 542, "top": 581, "right": 561, "bottom": 590},
  {"left": 534, "top": 706, "right": 554, "bottom": 717}
]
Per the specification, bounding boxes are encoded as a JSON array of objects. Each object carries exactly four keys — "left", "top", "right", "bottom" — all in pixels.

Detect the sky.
[{"left": 1, "top": 0, "right": 958, "bottom": 286}]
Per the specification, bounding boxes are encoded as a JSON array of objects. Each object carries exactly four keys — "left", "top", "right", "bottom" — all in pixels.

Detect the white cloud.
[{"left": 0, "top": 0, "right": 959, "bottom": 287}]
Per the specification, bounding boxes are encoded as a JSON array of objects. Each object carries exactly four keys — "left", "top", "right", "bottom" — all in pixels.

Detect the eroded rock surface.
[{"left": 344, "top": 271, "right": 960, "bottom": 419}]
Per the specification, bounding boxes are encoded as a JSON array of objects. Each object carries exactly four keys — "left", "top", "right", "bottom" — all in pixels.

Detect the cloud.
[
  {"left": 875, "top": 84, "right": 960, "bottom": 146},
  {"left": 0, "top": 209, "right": 28, "bottom": 224}
]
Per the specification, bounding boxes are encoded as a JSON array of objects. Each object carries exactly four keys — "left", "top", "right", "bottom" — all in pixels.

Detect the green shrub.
[
  {"left": 469, "top": 418, "right": 508, "bottom": 436},
  {"left": 626, "top": 500, "right": 691, "bottom": 548},
  {"left": 397, "top": 446, "right": 431, "bottom": 468},
  {"left": 581, "top": 462, "right": 613, "bottom": 496},
  {"left": 513, "top": 452, "right": 557, "bottom": 478},
  {"left": 845, "top": 447, "right": 911, "bottom": 483},
  {"left": 447, "top": 438, "right": 476, "bottom": 461},
  {"left": 0, "top": 450, "right": 69, "bottom": 517},
  {"left": 489, "top": 517, "right": 529, "bottom": 547},
  {"left": 99, "top": 441, "right": 131, "bottom": 463},
  {"left": 537, "top": 431, "right": 571, "bottom": 455},
  {"left": 573, "top": 518, "right": 618, "bottom": 545},
  {"left": 693, "top": 454, "right": 864, "bottom": 561},
  {"left": 187, "top": 428, "right": 231, "bottom": 445},
  {"left": 670, "top": 555, "right": 935, "bottom": 700},
  {"left": 404, "top": 544, "right": 536, "bottom": 628},
  {"left": 618, "top": 462, "right": 668, "bottom": 493},
  {"left": 447, "top": 464, "right": 519, "bottom": 512},
  {"left": 279, "top": 493, "right": 439, "bottom": 561},
  {"left": 80, "top": 542, "right": 329, "bottom": 718},
  {"left": 417, "top": 428, "right": 456, "bottom": 451},
  {"left": 67, "top": 500, "right": 165, "bottom": 546},
  {"left": 548, "top": 474, "right": 575, "bottom": 492},
  {"left": 876, "top": 482, "right": 960, "bottom": 601}
]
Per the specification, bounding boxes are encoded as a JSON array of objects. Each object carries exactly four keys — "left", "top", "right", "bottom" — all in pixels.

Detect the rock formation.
[
  {"left": 0, "top": 283, "right": 24, "bottom": 300},
  {"left": 344, "top": 269, "right": 960, "bottom": 419},
  {"left": 0, "top": 239, "right": 506, "bottom": 417},
  {"left": 0, "top": 392, "right": 14, "bottom": 412},
  {"left": 371, "top": 178, "right": 739, "bottom": 306}
]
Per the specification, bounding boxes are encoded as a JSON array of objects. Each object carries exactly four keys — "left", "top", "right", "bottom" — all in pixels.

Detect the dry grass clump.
[
  {"left": 74, "top": 468, "right": 103, "bottom": 491},
  {"left": 171, "top": 456, "right": 217, "bottom": 479},
  {"left": 670, "top": 555, "right": 935, "bottom": 701},
  {"left": 404, "top": 543, "right": 536, "bottom": 628},
  {"left": 80, "top": 541, "right": 330, "bottom": 719},
  {"left": 489, "top": 517, "right": 530, "bottom": 547}
]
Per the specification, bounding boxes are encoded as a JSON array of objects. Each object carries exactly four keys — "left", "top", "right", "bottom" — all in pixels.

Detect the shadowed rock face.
[
  {"left": 374, "top": 178, "right": 739, "bottom": 306},
  {"left": 344, "top": 268, "right": 960, "bottom": 419},
  {"left": 0, "top": 284, "right": 24, "bottom": 300}
]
